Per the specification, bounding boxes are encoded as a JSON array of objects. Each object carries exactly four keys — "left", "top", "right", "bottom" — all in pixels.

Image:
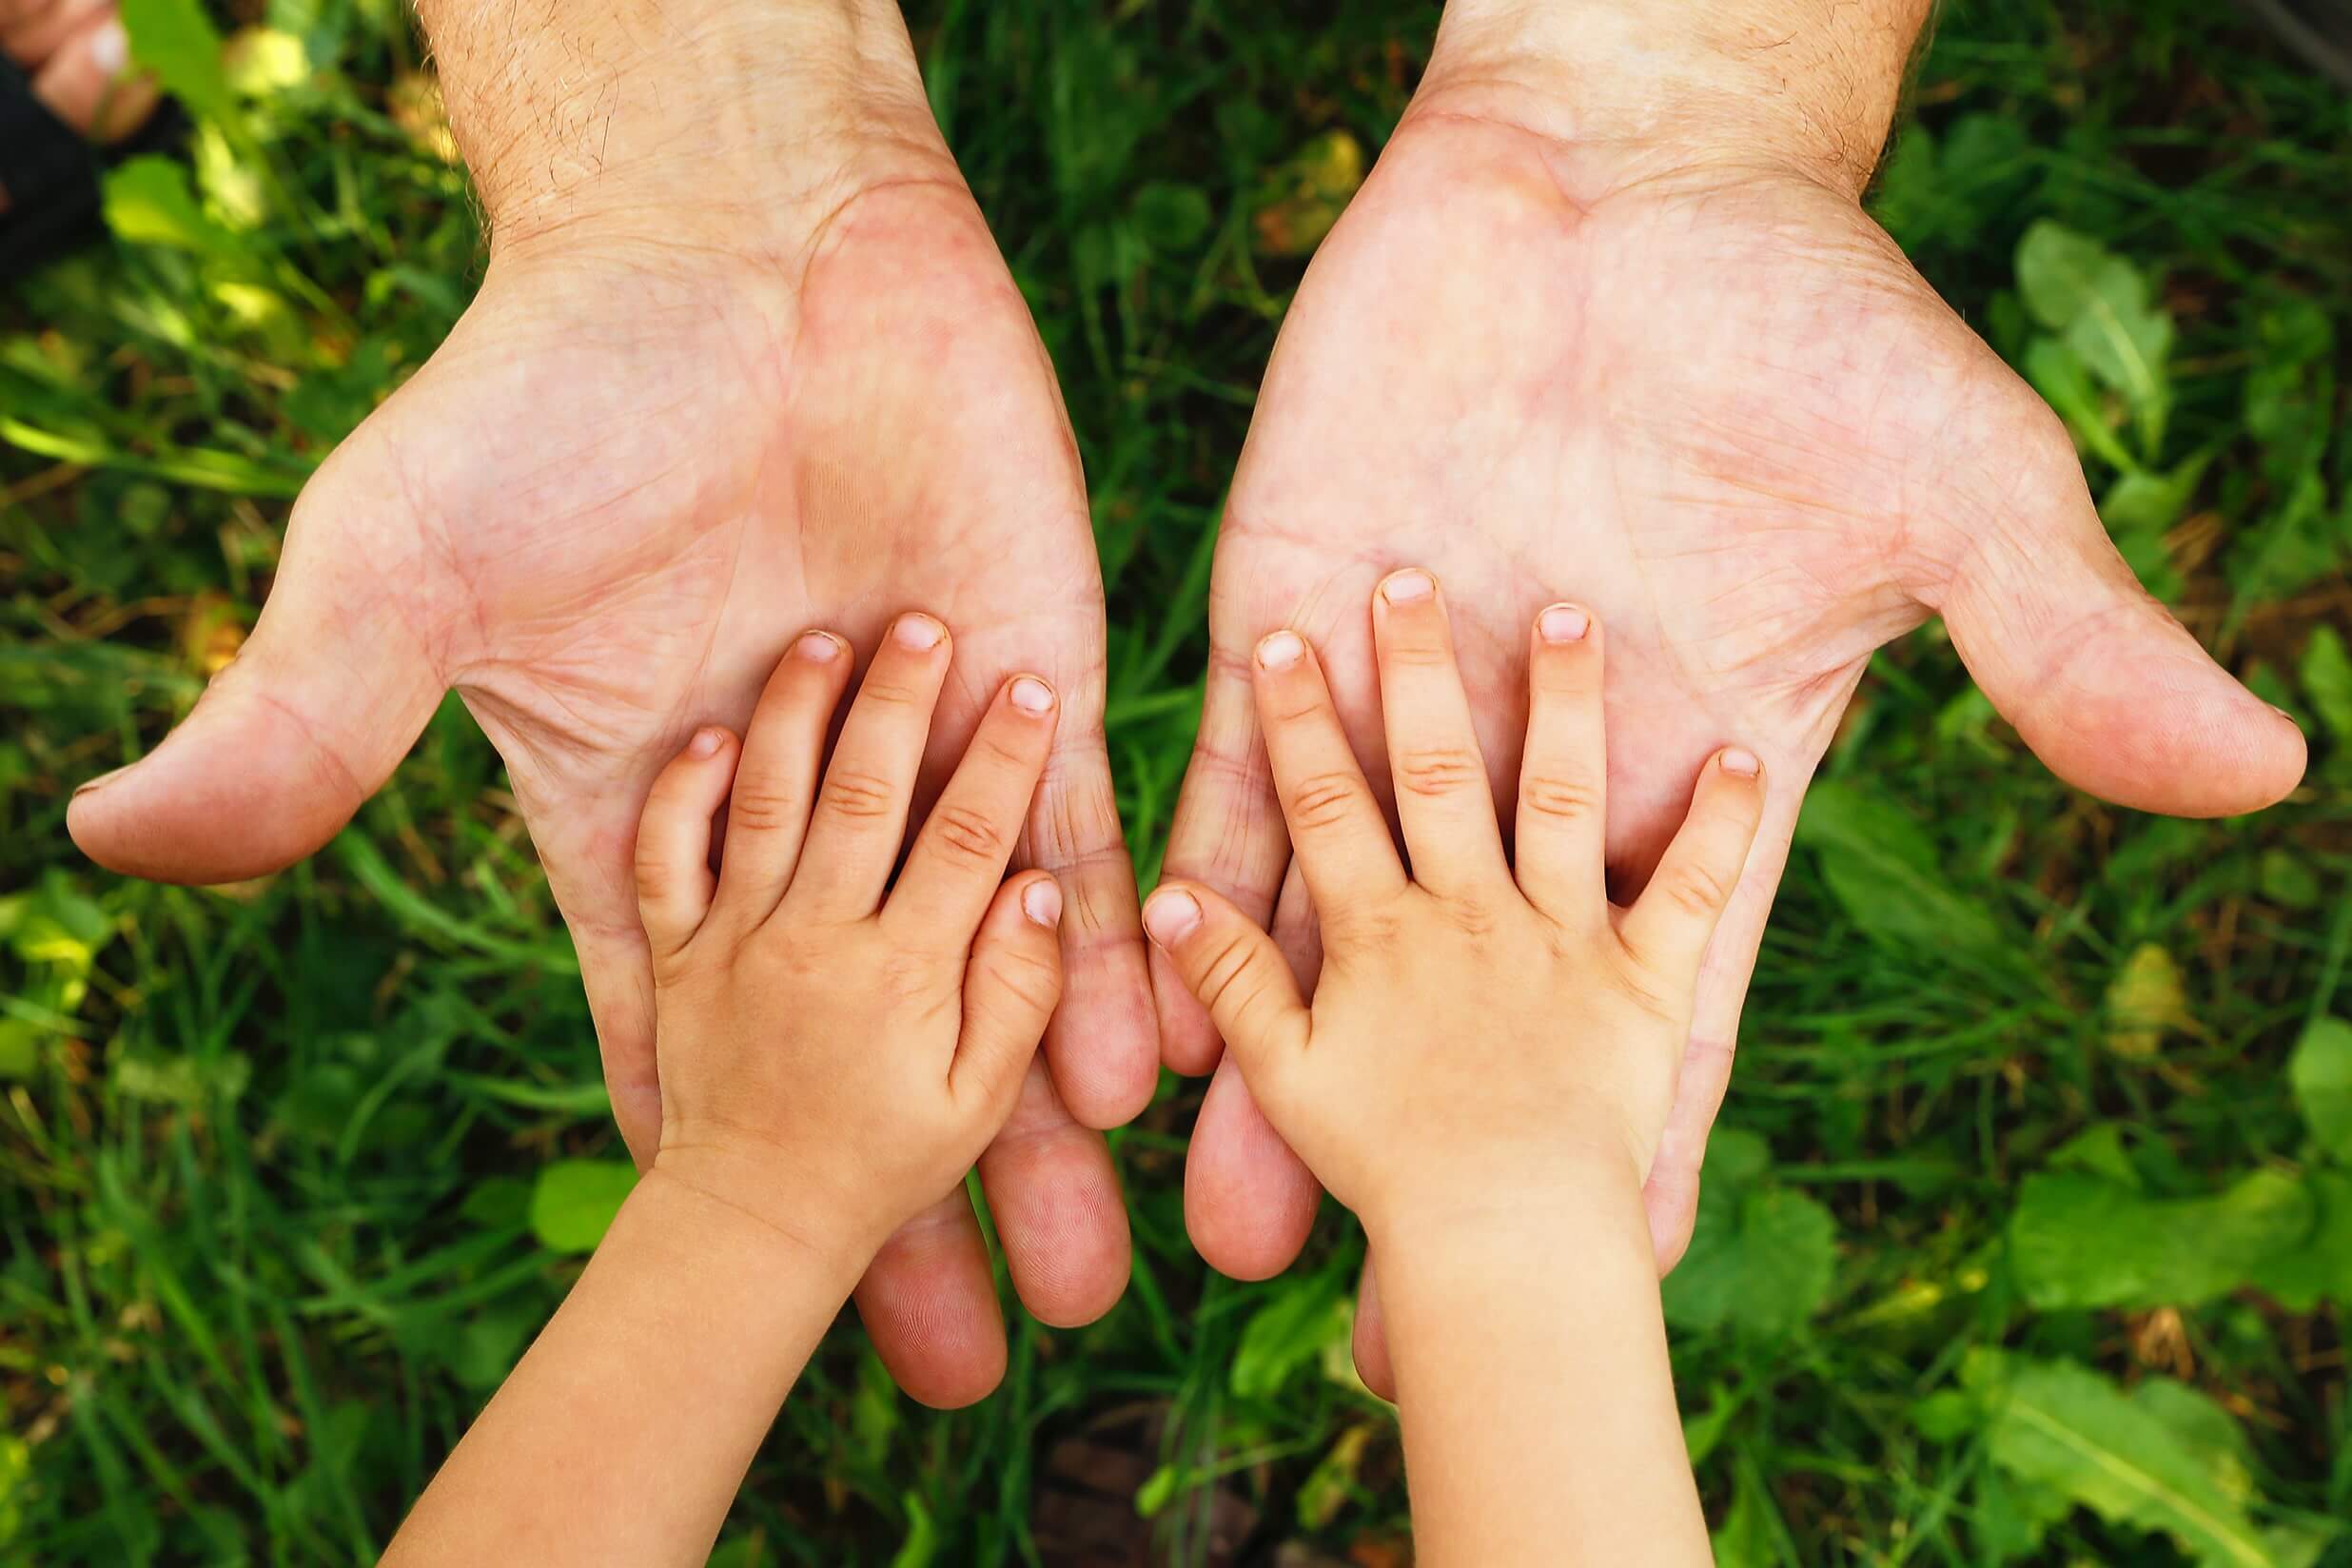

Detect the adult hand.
[
  {"left": 1162, "top": 0, "right": 2304, "bottom": 1390},
  {"left": 67, "top": 0, "right": 1154, "bottom": 1407}
]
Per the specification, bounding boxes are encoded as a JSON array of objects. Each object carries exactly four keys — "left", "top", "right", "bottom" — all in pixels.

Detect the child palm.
[
  {"left": 1147, "top": 571, "right": 1765, "bottom": 1235},
  {"left": 633, "top": 617, "right": 1070, "bottom": 1266}
]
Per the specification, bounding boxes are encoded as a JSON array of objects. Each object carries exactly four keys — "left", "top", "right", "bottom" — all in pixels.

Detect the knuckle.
[
  {"left": 987, "top": 947, "right": 1063, "bottom": 1017},
  {"left": 818, "top": 769, "right": 898, "bottom": 821},
  {"left": 1660, "top": 862, "right": 1733, "bottom": 920},
  {"left": 1431, "top": 893, "right": 1497, "bottom": 939},
  {"left": 1519, "top": 771, "right": 1599, "bottom": 822},
  {"left": 1193, "top": 934, "right": 1266, "bottom": 1015},
  {"left": 1396, "top": 745, "right": 1484, "bottom": 800},
  {"left": 1285, "top": 770, "right": 1365, "bottom": 832},
  {"left": 1383, "top": 640, "right": 1455, "bottom": 670},
  {"left": 856, "top": 678, "right": 926, "bottom": 710},
  {"left": 726, "top": 787, "right": 804, "bottom": 835},
  {"left": 925, "top": 802, "right": 1004, "bottom": 866}
]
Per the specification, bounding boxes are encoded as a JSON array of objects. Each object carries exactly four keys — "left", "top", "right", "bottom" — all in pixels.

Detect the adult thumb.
[
  {"left": 1930, "top": 436, "right": 2303, "bottom": 818},
  {"left": 68, "top": 476, "right": 445, "bottom": 883}
]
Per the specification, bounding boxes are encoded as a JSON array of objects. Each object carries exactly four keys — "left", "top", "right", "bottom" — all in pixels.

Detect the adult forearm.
[
  {"left": 382, "top": 1171, "right": 861, "bottom": 1566},
  {"left": 1370, "top": 1189, "right": 1708, "bottom": 1567},
  {"left": 411, "top": 0, "right": 948, "bottom": 251},
  {"left": 1423, "top": 0, "right": 1934, "bottom": 195}
]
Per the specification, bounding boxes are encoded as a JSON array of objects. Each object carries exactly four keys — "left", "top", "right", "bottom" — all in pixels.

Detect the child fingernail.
[
  {"left": 1720, "top": 747, "right": 1761, "bottom": 778},
  {"left": 689, "top": 727, "right": 726, "bottom": 758},
  {"left": 1010, "top": 676, "right": 1056, "bottom": 715},
  {"left": 1381, "top": 568, "right": 1435, "bottom": 604},
  {"left": 73, "top": 763, "right": 131, "bottom": 797},
  {"left": 1022, "top": 879, "right": 1064, "bottom": 928},
  {"left": 1258, "top": 630, "right": 1305, "bottom": 670},
  {"left": 795, "top": 631, "right": 841, "bottom": 662},
  {"left": 894, "top": 613, "right": 945, "bottom": 651},
  {"left": 1143, "top": 889, "right": 1202, "bottom": 946},
  {"left": 1539, "top": 604, "right": 1590, "bottom": 643}
]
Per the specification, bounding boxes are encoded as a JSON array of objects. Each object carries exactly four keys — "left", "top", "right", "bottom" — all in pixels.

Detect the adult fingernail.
[
  {"left": 1143, "top": 889, "right": 1202, "bottom": 946},
  {"left": 795, "top": 631, "right": 841, "bottom": 662},
  {"left": 88, "top": 19, "right": 128, "bottom": 77},
  {"left": 1381, "top": 568, "right": 1435, "bottom": 604},
  {"left": 1009, "top": 676, "right": 1055, "bottom": 715},
  {"left": 1539, "top": 604, "right": 1590, "bottom": 643},
  {"left": 894, "top": 614, "right": 945, "bottom": 651},
  {"left": 1258, "top": 630, "right": 1305, "bottom": 671},
  {"left": 1720, "top": 747, "right": 1761, "bottom": 778},
  {"left": 1022, "top": 878, "right": 1064, "bottom": 928},
  {"left": 73, "top": 763, "right": 131, "bottom": 797},
  {"left": 2271, "top": 704, "right": 2301, "bottom": 728},
  {"left": 688, "top": 727, "right": 726, "bottom": 758}
]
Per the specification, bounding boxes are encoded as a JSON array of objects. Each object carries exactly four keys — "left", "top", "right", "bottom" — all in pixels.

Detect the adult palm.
[
  {"left": 69, "top": 177, "right": 1155, "bottom": 1407},
  {"left": 1161, "top": 108, "right": 2303, "bottom": 1383}
]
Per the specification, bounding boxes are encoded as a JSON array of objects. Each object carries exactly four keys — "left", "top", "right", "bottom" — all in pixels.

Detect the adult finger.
[
  {"left": 976, "top": 1060, "right": 1132, "bottom": 1330},
  {"left": 1931, "top": 395, "right": 2303, "bottom": 815},
  {"left": 1155, "top": 647, "right": 1288, "bottom": 1075},
  {"left": 854, "top": 1189, "right": 1009, "bottom": 1410}
]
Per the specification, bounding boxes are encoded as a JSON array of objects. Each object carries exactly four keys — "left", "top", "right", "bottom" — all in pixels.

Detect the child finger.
[
  {"left": 1369, "top": 568, "right": 1510, "bottom": 897},
  {"left": 1514, "top": 603, "right": 1608, "bottom": 923},
  {"left": 712, "top": 630, "right": 853, "bottom": 926},
  {"left": 1618, "top": 748, "right": 1767, "bottom": 986},
  {"left": 1250, "top": 627, "right": 1407, "bottom": 914},
  {"left": 787, "top": 612, "right": 953, "bottom": 920},
  {"left": 886, "top": 675, "right": 1057, "bottom": 942},
  {"left": 633, "top": 725, "right": 738, "bottom": 960},
  {"left": 951, "top": 872, "right": 1068, "bottom": 1111},
  {"left": 1142, "top": 881, "right": 1311, "bottom": 1083}
]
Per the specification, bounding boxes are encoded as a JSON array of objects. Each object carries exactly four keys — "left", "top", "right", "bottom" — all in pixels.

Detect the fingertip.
[
  {"left": 1535, "top": 602, "right": 1593, "bottom": 645},
  {"left": 1020, "top": 872, "right": 1064, "bottom": 929},
  {"left": 1142, "top": 885, "right": 1205, "bottom": 948},
  {"left": 1256, "top": 629, "right": 1308, "bottom": 672},
  {"left": 1008, "top": 674, "right": 1057, "bottom": 718},
  {"left": 1377, "top": 566, "right": 1437, "bottom": 606},
  {"left": 892, "top": 611, "right": 949, "bottom": 653}
]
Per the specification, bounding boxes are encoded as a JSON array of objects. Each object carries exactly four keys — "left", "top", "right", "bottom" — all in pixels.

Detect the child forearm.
[
  {"left": 382, "top": 1171, "right": 860, "bottom": 1567},
  {"left": 1371, "top": 1177, "right": 1711, "bottom": 1568}
]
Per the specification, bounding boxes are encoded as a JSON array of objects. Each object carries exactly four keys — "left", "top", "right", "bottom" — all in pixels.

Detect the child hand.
[
  {"left": 632, "top": 614, "right": 1067, "bottom": 1273},
  {"left": 1145, "top": 570, "right": 1764, "bottom": 1241}
]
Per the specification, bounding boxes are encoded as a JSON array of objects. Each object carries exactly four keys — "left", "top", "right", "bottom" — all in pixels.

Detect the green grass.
[{"left": 5, "top": 0, "right": 2351, "bottom": 1562}]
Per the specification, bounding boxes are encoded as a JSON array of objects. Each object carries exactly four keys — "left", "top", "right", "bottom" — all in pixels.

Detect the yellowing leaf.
[
  {"left": 2105, "top": 942, "right": 2194, "bottom": 1057},
  {"left": 1252, "top": 131, "right": 1363, "bottom": 258}
]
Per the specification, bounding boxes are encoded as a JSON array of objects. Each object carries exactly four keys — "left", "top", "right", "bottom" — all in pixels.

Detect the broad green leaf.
[
  {"left": 1981, "top": 1357, "right": 2300, "bottom": 1568},
  {"left": 2022, "top": 334, "right": 2138, "bottom": 474},
  {"left": 121, "top": 0, "right": 232, "bottom": 119},
  {"left": 2288, "top": 1017, "right": 2352, "bottom": 1162},
  {"left": 2102, "top": 452, "right": 2209, "bottom": 537},
  {"left": 528, "top": 1160, "right": 637, "bottom": 1253},
  {"left": 1663, "top": 1132, "right": 1836, "bottom": 1338},
  {"left": 102, "top": 156, "right": 237, "bottom": 258},
  {"left": 1129, "top": 182, "right": 1213, "bottom": 251},
  {"left": 2015, "top": 221, "right": 2173, "bottom": 452},
  {"left": 2009, "top": 1168, "right": 2313, "bottom": 1309},
  {"left": 1795, "top": 782, "right": 2010, "bottom": 966},
  {"left": 2299, "top": 626, "right": 2352, "bottom": 745},
  {"left": 1230, "top": 1267, "right": 1350, "bottom": 1400}
]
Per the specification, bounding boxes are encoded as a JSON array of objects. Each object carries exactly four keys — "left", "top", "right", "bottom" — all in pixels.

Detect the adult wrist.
[
  {"left": 1420, "top": 0, "right": 1933, "bottom": 199},
  {"left": 414, "top": 0, "right": 952, "bottom": 260}
]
